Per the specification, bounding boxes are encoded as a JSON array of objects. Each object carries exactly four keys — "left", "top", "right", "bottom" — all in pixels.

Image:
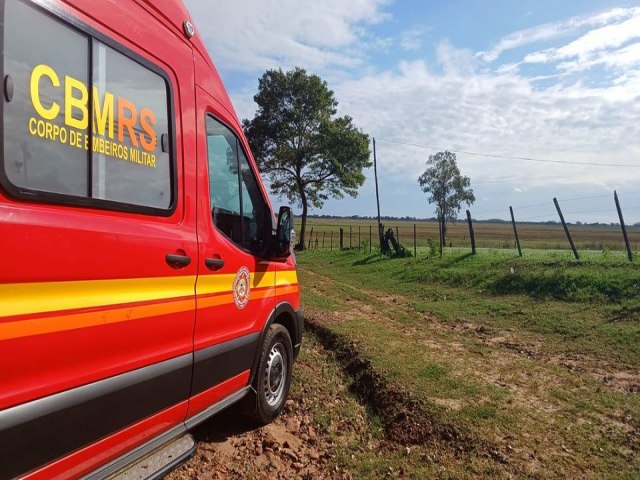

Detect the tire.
[{"left": 251, "top": 323, "right": 293, "bottom": 425}]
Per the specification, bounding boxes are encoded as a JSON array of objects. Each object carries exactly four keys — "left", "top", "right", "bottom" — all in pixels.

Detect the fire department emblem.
[{"left": 233, "top": 267, "right": 251, "bottom": 309}]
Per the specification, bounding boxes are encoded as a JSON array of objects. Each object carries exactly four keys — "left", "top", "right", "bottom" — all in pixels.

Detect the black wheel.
[{"left": 251, "top": 324, "right": 293, "bottom": 425}]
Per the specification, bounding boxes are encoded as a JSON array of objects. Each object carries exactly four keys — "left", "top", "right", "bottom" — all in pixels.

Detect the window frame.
[
  {"left": 0, "top": 0, "right": 178, "bottom": 216},
  {"left": 205, "top": 113, "right": 272, "bottom": 257}
]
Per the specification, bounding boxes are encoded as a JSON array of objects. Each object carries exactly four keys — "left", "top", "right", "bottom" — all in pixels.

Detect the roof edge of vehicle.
[{"left": 135, "top": 0, "right": 240, "bottom": 126}]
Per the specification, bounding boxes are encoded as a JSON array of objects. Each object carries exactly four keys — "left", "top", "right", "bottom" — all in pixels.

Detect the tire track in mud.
[{"left": 304, "top": 315, "right": 497, "bottom": 460}]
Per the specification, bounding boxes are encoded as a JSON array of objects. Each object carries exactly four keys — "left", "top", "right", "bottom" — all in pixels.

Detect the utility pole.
[{"left": 373, "top": 138, "right": 384, "bottom": 252}]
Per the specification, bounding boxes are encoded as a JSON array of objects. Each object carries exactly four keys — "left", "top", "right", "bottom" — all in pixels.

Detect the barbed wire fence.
[{"left": 301, "top": 188, "right": 640, "bottom": 261}]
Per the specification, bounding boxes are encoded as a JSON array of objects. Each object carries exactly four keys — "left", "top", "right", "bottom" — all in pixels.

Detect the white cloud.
[
  {"left": 478, "top": 7, "right": 638, "bottom": 62},
  {"left": 184, "top": 0, "right": 390, "bottom": 74},
  {"left": 556, "top": 10, "right": 640, "bottom": 59},
  {"left": 556, "top": 42, "right": 640, "bottom": 73},
  {"left": 522, "top": 8, "right": 640, "bottom": 71},
  {"left": 334, "top": 54, "right": 640, "bottom": 193},
  {"left": 399, "top": 26, "right": 428, "bottom": 51},
  {"left": 436, "top": 41, "right": 476, "bottom": 75}
]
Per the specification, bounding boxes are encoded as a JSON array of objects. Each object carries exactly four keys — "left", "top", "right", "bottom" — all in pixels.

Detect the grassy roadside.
[
  {"left": 298, "top": 249, "right": 640, "bottom": 478},
  {"left": 302, "top": 249, "right": 640, "bottom": 365}
]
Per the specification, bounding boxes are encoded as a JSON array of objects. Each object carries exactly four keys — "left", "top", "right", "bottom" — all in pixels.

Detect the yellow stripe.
[
  {"left": 1, "top": 269, "right": 297, "bottom": 320},
  {"left": 0, "top": 276, "right": 196, "bottom": 318},
  {"left": 196, "top": 271, "right": 276, "bottom": 296},
  {"left": 276, "top": 270, "right": 298, "bottom": 287},
  {"left": 0, "top": 298, "right": 195, "bottom": 341},
  {"left": 196, "top": 274, "right": 236, "bottom": 296},
  {"left": 252, "top": 271, "right": 277, "bottom": 289}
]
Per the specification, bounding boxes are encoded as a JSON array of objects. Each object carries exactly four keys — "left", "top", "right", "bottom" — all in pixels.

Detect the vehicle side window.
[
  {"left": 205, "top": 116, "right": 269, "bottom": 255},
  {"left": 1, "top": 0, "right": 173, "bottom": 212}
]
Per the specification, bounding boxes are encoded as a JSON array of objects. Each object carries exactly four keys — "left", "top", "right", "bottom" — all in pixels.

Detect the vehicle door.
[{"left": 188, "top": 86, "right": 276, "bottom": 416}]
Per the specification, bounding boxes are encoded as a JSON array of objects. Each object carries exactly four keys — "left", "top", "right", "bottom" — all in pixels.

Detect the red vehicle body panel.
[{"left": 0, "top": 0, "right": 302, "bottom": 478}]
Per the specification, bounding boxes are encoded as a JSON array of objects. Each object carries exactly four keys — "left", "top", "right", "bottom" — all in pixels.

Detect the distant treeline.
[{"left": 306, "top": 214, "right": 637, "bottom": 228}]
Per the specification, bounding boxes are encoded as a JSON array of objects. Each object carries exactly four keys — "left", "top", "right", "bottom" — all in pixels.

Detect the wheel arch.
[{"left": 248, "top": 302, "right": 302, "bottom": 386}]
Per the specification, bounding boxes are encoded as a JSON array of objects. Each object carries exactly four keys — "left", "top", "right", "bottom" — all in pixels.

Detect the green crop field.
[
  {"left": 300, "top": 217, "right": 640, "bottom": 252},
  {"left": 297, "top": 248, "right": 640, "bottom": 478}
]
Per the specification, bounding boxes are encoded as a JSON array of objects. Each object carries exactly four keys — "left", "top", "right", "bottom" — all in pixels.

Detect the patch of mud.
[
  {"left": 166, "top": 403, "right": 343, "bottom": 480},
  {"left": 488, "top": 338, "right": 542, "bottom": 359},
  {"left": 305, "top": 315, "right": 474, "bottom": 453},
  {"left": 547, "top": 354, "right": 640, "bottom": 393},
  {"left": 166, "top": 335, "right": 372, "bottom": 480}
]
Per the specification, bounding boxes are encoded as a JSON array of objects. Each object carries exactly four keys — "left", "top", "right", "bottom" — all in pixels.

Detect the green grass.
[
  {"left": 297, "top": 248, "right": 640, "bottom": 478},
  {"left": 300, "top": 248, "right": 640, "bottom": 365}
]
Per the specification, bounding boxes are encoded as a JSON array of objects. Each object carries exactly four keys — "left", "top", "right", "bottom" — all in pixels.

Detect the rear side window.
[{"left": 1, "top": 0, "right": 173, "bottom": 212}]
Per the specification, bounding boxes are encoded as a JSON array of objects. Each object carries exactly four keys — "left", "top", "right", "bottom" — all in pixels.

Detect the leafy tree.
[
  {"left": 417, "top": 151, "right": 475, "bottom": 249},
  {"left": 243, "top": 68, "right": 371, "bottom": 250}
]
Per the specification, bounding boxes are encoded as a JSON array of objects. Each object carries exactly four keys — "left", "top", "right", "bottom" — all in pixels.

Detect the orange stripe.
[
  {"left": 251, "top": 287, "right": 276, "bottom": 300},
  {"left": 2, "top": 282, "right": 297, "bottom": 340},
  {"left": 197, "top": 293, "right": 235, "bottom": 309},
  {"left": 0, "top": 298, "right": 194, "bottom": 341},
  {"left": 278, "top": 285, "right": 299, "bottom": 296}
]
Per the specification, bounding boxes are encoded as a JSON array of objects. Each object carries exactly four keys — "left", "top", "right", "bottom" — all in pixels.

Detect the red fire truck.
[{"left": 0, "top": 0, "right": 302, "bottom": 478}]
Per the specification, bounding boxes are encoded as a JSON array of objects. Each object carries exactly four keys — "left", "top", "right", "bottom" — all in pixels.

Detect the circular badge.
[{"left": 233, "top": 266, "right": 251, "bottom": 309}]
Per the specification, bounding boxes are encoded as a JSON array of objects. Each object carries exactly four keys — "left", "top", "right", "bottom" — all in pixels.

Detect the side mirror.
[{"left": 273, "top": 206, "right": 293, "bottom": 259}]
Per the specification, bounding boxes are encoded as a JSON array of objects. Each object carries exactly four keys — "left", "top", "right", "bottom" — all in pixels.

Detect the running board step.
[{"left": 108, "top": 434, "right": 196, "bottom": 480}]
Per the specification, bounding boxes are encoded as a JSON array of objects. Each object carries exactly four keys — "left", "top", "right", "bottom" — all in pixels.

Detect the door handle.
[
  {"left": 205, "top": 257, "right": 225, "bottom": 269},
  {"left": 166, "top": 253, "right": 191, "bottom": 268}
]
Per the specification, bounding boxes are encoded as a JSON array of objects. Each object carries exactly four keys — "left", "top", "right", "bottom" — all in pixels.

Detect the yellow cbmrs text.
[{"left": 30, "top": 63, "right": 157, "bottom": 153}]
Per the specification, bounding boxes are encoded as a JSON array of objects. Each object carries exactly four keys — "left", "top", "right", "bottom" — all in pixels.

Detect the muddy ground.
[{"left": 166, "top": 331, "right": 370, "bottom": 480}]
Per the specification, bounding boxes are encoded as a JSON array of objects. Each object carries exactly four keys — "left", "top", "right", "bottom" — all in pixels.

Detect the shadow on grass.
[
  {"left": 352, "top": 254, "right": 385, "bottom": 266},
  {"left": 608, "top": 305, "right": 640, "bottom": 323},
  {"left": 441, "top": 252, "right": 475, "bottom": 265},
  {"left": 486, "top": 270, "right": 637, "bottom": 303}
]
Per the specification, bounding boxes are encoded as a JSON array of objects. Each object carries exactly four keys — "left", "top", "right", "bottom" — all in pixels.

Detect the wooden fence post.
[
  {"left": 553, "top": 197, "right": 579, "bottom": 260},
  {"left": 509, "top": 206, "right": 522, "bottom": 257},
  {"left": 340, "top": 228, "right": 344, "bottom": 250},
  {"left": 413, "top": 224, "right": 417, "bottom": 257},
  {"left": 466, "top": 210, "right": 476, "bottom": 255},
  {"left": 308, "top": 227, "right": 314, "bottom": 250},
  {"left": 614, "top": 190, "right": 633, "bottom": 262}
]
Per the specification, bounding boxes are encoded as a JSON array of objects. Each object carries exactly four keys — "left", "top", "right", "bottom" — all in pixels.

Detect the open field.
[
  {"left": 169, "top": 249, "right": 639, "bottom": 479},
  {"left": 297, "top": 249, "right": 640, "bottom": 478},
  {"left": 302, "top": 217, "right": 640, "bottom": 252}
]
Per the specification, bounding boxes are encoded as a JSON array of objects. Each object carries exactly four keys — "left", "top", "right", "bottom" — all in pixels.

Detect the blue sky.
[{"left": 185, "top": 0, "right": 640, "bottom": 224}]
